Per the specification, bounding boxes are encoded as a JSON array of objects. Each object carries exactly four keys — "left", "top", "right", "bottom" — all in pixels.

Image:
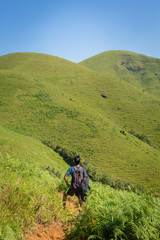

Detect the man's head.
[{"left": 74, "top": 155, "right": 81, "bottom": 165}]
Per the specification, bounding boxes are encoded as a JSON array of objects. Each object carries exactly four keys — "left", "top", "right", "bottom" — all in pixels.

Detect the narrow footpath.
[{"left": 26, "top": 197, "right": 79, "bottom": 240}]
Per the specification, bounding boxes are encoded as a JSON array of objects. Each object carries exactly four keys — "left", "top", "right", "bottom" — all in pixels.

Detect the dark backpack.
[
  {"left": 72, "top": 166, "right": 84, "bottom": 189},
  {"left": 79, "top": 177, "right": 89, "bottom": 193}
]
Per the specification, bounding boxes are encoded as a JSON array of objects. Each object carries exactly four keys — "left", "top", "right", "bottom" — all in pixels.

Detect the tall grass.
[
  {"left": 0, "top": 153, "right": 64, "bottom": 239},
  {"left": 68, "top": 184, "right": 160, "bottom": 240},
  {"left": 0, "top": 129, "right": 160, "bottom": 239}
]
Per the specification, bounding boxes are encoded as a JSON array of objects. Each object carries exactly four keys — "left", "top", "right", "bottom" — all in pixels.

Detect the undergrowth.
[
  {"left": 0, "top": 150, "right": 160, "bottom": 240},
  {"left": 0, "top": 153, "right": 64, "bottom": 239},
  {"left": 67, "top": 184, "right": 160, "bottom": 240},
  {"left": 129, "top": 130, "right": 157, "bottom": 149}
]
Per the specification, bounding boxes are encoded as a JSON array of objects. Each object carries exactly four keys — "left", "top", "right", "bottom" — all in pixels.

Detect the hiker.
[{"left": 63, "top": 155, "right": 88, "bottom": 209}]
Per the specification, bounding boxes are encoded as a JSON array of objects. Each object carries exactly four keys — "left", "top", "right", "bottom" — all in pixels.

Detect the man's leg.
[
  {"left": 63, "top": 187, "right": 75, "bottom": 209},
  {"left": 78, "top": 197, "right": 83, "bottom": 209},
  {"left": 63, "top": 193, "right": 67, "bottom": 209}
]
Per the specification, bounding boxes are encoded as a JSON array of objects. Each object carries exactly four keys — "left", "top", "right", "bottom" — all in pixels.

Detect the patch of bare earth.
[
  {"left": 26, "top": 195, "right": 79, "bottom": 240},
  {"left": 26, "top": 222, "right": 65, "bottom": 240}
]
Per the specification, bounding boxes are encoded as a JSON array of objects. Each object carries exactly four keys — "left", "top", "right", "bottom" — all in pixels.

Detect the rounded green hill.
[{"left": 0, "top": 52, "right": 160, "bottom": 193}]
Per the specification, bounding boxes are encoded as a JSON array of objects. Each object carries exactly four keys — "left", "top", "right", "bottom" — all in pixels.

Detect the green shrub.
[
  {"left": 46, "top": 166, "right": 61, "bottom": 178},
  {"left": 34, "top": 90, "right": 50, "bottom": 101},
  {"left": 68, "top": 185, "right": 160, "bottom": 240},
  {"left": 54, "top": 145, "right": 76, "bottom": 165},
  {"left": 82, "top": 160, "right": 114, "bottom": 186},
  {"left": 129, "top": 130, "right": 157, "bottom": 148},
  {"left": 0, "top": 226, "right": 16, "bottom": 240},
  {"left": 83, "top": 162, "right": 148, "bottom": 194},
  {"left": 42, "top": 141, "right": 77, "bottom": 165},
  {"left": 0, "top": 154, "right": 63, "bottom": 239}
]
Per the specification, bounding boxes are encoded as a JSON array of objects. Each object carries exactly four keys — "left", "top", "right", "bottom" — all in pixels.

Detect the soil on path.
[
  {"left": 26, "top": 222, "right": 65, "bottom": 240},
  {"left": 26, "top": 197, "right": 79, "bottom": 240}
]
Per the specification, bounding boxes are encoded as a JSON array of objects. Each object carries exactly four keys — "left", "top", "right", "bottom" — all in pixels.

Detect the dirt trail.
[
  {"left": 26, "top": 222, "right": 65, "bottom": 240},
  {"left": 26, "top": 197, "right": 79, "bottom": 240}
]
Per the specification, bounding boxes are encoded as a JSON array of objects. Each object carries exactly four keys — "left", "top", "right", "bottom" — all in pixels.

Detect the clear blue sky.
[{"left": 0, "top": 0, "right": 160, "bottom": 62}]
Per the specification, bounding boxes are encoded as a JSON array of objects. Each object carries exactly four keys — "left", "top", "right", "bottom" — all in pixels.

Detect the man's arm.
[{"left": 64, "top": 174, "right": 70, "bottom": 187}]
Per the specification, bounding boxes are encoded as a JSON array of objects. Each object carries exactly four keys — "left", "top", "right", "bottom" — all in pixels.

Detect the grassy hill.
[
  {"left": 1, "top": 127, "right": 160, "bottom": 240},
  {"left": 80, "top": 50, "right": 160, "bottom": 98},
  {"left": 0, "top": 52, "right": 160, "bottom": 194},
  {"left": 0, "top": 52, "right": 160, "bottom": 239}
]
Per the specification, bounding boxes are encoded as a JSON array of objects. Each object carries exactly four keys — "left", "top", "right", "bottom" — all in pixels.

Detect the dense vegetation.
[
  {"left": 68, "top": 185, "right": 160, "bottom": 240},
  {"left": 0, "top": 51, "right": 160, "bottom": 239},
  {"left": 0, "top": 128, "right": 68, "bottom": 239},
  {"left": 0, "top": 128, "right": 160, "bottom": 240}
]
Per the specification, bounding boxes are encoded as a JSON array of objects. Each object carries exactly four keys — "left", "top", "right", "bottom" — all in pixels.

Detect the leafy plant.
[
  {"left": 34, "top": 90, "right": 50, "bottom": 101},
  {"left": 0, "top": 153, "right": 64, "bottom": 239},
  {"left": 43, "top": 141, "right": 77, "bottom": 165},
  {"left": 129, "top": 130, "right": 157, "bottom": 148},
  {"left": 68, "top": 185, "right": 160, "bottom": 240}
]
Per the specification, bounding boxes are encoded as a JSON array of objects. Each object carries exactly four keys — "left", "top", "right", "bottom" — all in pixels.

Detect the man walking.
[{"left": 63, "top": 155, "right": 88, "bottom": 209}]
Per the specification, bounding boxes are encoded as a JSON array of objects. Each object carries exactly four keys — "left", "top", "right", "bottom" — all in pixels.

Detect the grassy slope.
[
  {"left": 0, "top": 127, "right": 69, "bottom": 238},
  {"left": 0, "top": 53, "right": 160, "bottom": 193},
  {"left": 80, "top": 50, "right": 160, "bottom": 98},
  {"left": 0, "top": 127, "right": 68, "bottom": 173},
  {"left": 1, "top": 128, "right": 160, "bottom": 240}
]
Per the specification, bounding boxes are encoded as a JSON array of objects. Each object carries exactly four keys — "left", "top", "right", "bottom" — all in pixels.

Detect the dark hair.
[{"left": 74, "top": 155, "right": 81, "bottom": 165}]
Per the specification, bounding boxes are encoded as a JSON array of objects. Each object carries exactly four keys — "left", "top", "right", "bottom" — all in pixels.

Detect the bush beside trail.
[
  {"left": 0, "top": 153, "right": 65, "bottom": 239},
  {"left": 68, "top": 184, "right": 160, "bottom": 240}
]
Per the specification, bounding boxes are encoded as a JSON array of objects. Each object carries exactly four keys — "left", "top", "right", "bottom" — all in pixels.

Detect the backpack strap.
[
  {"left": 73, "top": 166, "right": 82, "bottom": 171},
  {"left": 84, "top": 168, "right": 87, "bottom": 177},
  {"left": 73, "top": 166, "right": 77, "bottom": 172},
  {"left": 79, "top": 166, "right": 82, "bottom": 172}
]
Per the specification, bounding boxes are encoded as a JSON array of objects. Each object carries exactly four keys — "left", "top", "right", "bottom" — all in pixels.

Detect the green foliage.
[
  {"left": 43, "top": 141, "right": 77, "bottom": 165},
  {"left": 120, "top": 130, "right": 127, "bottom": 136},
  {"left": 68, "top": 184, "right": 160, "bottom": 240},
  {"left": 0, "top": 128, "right": 160, "bottom": 239},
  {"left": 0, "top": 226, "right": 17, "bottom": 240},
  {"left": 129, "top": 130, "right": 157, "bottom": 148},
  {"left": 54, "top": 145, "right": 76, "bottom": 165},
  {"left": 0, "top": 153, "right": 64, "bottom": 238},
  {"left": 82, "top": 160, "right": 114, "bottom": 186},
  {"left": 82, "top": 160, "right": 149, "bottom": 194},
  {"left": 46, "top": 166, "right": 62, "bottom": 178},
  {"left": 34, "top": 90, "right": 50, "bottom": 101},
  {"left": 0, "top": 129, "right": 70, "bottom": 238}
]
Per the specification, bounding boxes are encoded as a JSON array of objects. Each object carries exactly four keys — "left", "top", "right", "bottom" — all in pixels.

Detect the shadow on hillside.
[{"left": 42, "top": 140, "right": 75, "bottom": 166}]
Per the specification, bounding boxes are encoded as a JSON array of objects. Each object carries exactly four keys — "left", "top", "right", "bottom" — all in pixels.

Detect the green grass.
[
  {"left": 80, "top": 50, "right": 160, "bottom": 98},
  {"left": 0, "top": 128, "right": 160, "bottom": 240},
  {"left": 0, "top": 51, "right": 160, "bottom": 239},
  {"left": 68, "top": 183, "right": 160, "bottom": 240},
  {"left": 0, "top": 127, "right": 69, "bottom": 239},
  {"left": 0, "top": 52, "right": 160, "bottom": 195}
]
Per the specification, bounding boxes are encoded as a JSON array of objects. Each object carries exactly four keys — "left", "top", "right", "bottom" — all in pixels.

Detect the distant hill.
[
  {"left": 0, "top": 52, "right": 160, "bottom": 193},
  {"left": 80, "top": 50, "right": 160, "bottom": 98}
]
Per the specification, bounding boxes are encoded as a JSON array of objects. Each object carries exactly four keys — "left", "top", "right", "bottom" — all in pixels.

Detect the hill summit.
[{"left": 80, "top": 50, "right": 160, "bottom": 98}]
